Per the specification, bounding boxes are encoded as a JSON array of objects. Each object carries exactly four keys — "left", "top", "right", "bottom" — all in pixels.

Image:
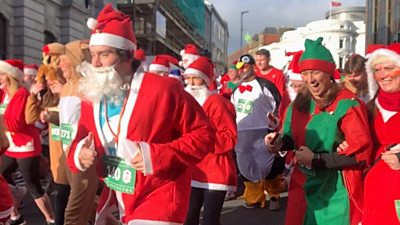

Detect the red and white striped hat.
[
  {"left": 23, "top": 64, "right": 38, "bottom": 76},
  {"left": 149, "top": 55, "right": 178, "bottom": 73},
  {"left": 0, "top": 59, "right": 24, "bottom": 82},
  {"left": 184, "top": 56, "right": 213, "bottom": 85},
  {"left": 86, "top": 3, "right": 137, "bottom": 51}
]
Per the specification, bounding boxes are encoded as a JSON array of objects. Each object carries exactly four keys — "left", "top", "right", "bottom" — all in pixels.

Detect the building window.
[
  {"left": 339, "top": 56, "right": 343, "bottom": 69},
  {"left": 0, "top": 14, "right": 6, "bottom": 59},
  {"left": 44, "top": 30, "right": 57, "bottom": 44},
  {"left": 339, "top": 38, "right": 344, "bottom": 49},
  {"left": 135, "top": 17, "right": 145, "bottom": 34}
]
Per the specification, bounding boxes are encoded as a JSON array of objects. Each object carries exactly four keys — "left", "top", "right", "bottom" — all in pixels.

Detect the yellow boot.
[{"left": 243, "top": 180, "right": 266, "bottom": 208}]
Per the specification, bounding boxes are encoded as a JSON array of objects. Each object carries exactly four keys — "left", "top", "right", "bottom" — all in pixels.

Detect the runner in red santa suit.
[
  {"left": 362, "top": 43, "right": 400, "bottom": 225},
  {"left": 67, "top": 4, "right": 215, "bottom": 225},
  {"left": 0, "top": 59, "right": 55, "bottom": 224},
  {"left": 182, "top": 57, "right": 237, "bottom": 225},
  {"left": 0, "top": 117, "right": 13, "bottom": 225}
]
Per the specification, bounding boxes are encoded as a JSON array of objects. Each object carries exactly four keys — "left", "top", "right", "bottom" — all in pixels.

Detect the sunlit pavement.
[{"left": 21, "top": 191, "right": 287, "bottom": 225}]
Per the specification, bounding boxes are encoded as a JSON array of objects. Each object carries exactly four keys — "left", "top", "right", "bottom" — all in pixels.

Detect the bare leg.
[{"left": 34, "top": 193, "right": 55, "bottom": 222}]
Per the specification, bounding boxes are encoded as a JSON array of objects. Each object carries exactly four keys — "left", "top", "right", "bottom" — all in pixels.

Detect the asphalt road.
[{"left": 20, "top": 193, "right": 287, "bottom": 225}]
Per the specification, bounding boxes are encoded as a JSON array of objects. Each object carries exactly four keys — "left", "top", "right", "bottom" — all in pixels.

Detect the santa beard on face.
[
  {"left": 184, "top": 84, "right": 209, "bottom": 106},
  {"left": 78, "top": 62, "right": 125, "bottom": 105}
]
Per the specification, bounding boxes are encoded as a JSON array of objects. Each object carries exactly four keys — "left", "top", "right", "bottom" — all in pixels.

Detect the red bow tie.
[{"left": 239, "top": 84, "right": 253, "bottom": 93}]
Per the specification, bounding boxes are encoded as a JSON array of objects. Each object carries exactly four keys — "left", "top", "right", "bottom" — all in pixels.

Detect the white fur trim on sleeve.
[
  {"left": 138, "top": 142, "right": 153, "bottom": 176},
  {"left": 0, "top": 206, "right": 12, "bottom": 219}
]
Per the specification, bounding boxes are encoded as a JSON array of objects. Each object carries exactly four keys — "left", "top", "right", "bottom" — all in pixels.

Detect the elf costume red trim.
[{"left": 283, "top": 89, "right": 372, "bottom": 225}]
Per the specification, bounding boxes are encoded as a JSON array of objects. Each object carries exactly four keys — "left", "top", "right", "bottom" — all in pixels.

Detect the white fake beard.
[
  {"left": 78, "top": 62, "right": 125, "bottom": 105},
  {"left": 184, "top": 84, "right": 209, "bottom": 105}
]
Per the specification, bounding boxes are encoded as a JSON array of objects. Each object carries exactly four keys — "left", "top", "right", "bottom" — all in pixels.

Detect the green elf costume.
[{"left": 280, "top": 37, "right": 372, "bottom": 225}]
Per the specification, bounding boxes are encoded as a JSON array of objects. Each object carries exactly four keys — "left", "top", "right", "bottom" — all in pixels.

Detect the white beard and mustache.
[
  {"left": 184, "top": 84, "right": 209, "bottom": 106},
  {"left": 77, "top": 61, "right": 126, "bottom": 105}
]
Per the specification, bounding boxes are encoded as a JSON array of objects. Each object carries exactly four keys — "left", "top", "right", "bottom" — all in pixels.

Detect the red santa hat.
[
  {"left": 23, "top": 64, "right": 38, "bottom": 76},
  {"left": 365, "top": 44, "right": 385, "bottom": 58},
  {"left": 366, "top": 43, "right": 400, "bottom": 99},
  {"left": 149, "top": 55, "right": 179, "bottom": 73},
  {"left": 286, "top": 51, "right": 303, "bottom": 81},
  {"left": 183, "top": 56, "right": 213, "bottom": 86},
  {"left": 86, "top": 3, "right": 136, "bottom": 50},
  {"left": 333, "top": 69, "right": 342, "bottom": 83},
  {"left": 0, "top": 59, "right": 24, "bottom": 82},
  {"left": 179, "top": 44, "right": 200, "bottom": 68},
  {"left": 134, "top": 48, "right": 146, "bottom": 61}
]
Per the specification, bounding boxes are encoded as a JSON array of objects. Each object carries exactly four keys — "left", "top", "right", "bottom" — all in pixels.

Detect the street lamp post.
[{"left": 240, "top": 10, "right": 249, "bottom": 53}]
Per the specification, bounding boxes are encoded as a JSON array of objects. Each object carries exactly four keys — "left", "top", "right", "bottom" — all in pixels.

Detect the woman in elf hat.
[
  {"left": 265, "top": 37, "right": 372, "bottom": 225},
  {"left": 0, "top": 59, "right": 55, "bottom": 224},
  {"left": 361, "top": 43, "right": 400, "bottom": 225}
]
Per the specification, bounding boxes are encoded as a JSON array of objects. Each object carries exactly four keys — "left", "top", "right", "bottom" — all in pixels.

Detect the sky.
[{"left": 209, "top": 0, "right": 366, "bottom": 54}]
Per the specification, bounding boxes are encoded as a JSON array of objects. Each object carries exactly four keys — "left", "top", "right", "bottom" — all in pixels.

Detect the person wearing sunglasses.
[{"left": 231, "top": 54, "right": 284, "bottom": 209}]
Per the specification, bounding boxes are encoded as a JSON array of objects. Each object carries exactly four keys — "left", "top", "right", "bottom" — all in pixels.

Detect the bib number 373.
[{"left": 104, "top": 156, "right": 136, "bottom": 194}]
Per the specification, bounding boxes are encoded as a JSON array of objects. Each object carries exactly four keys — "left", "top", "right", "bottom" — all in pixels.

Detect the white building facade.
[
  {"left": 0, "top": 0, "right": 104, "bottom": 64},
  {"left": 205, "top": 0, "right": 229, "bottom": 75},
  {"left": 260, "top": 7, "right": 366, "bottom": 71}
]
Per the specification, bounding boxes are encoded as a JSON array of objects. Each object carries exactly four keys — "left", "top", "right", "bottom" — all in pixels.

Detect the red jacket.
[
  {"left": 363, "top": 103, "right": 400, "bottom": 225},
  {"left": 67, "top": 72, "right": 215, "bottom": 225},
  {"left": 2, "top": 87, "right": 41, "bottom": 158},
  {"left": 255, "top": 67, "right": 289, "bottom": 120},
  {"left": 191, "top": 94, "right": 237, "bottom": 191}
]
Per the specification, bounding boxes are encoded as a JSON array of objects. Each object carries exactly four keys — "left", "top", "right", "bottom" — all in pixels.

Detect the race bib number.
[
  {"left": 395, "top": 200, "right": 400, "bottom": 222},
  {"left": 237, "top": 99, "right": 254, "bottom": 114},
  {"left": 60, "top": 123, "right": 74, "bottom": 145},
  {"left": 50, "top": 124, "right": 61, "bottom": 141},
  {"left": 0, "top": 103, "right": 7, "bottom": 115},
  {"left": 104, "top": 156, "right": 136, "bottom": 194}
]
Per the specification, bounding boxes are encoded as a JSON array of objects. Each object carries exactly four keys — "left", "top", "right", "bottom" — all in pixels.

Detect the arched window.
[
  {"left": 0, "top": 14, "right": 7, "bottom": 59},
  {"left": 44, "top": 30, "right": 57, "bottom": 44}
]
